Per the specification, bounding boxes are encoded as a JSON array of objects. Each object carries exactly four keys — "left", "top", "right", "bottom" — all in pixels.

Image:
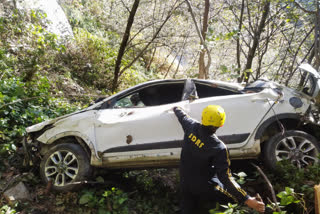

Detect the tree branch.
[
  {"left": 294, "top": 1, "right": 316, "bottom": 14},
  {"left": 119, "top": 0, "right": 183, "bottom": 78},
  {"left": 251, "top": 163, "right": 281, "bottom": 212}
]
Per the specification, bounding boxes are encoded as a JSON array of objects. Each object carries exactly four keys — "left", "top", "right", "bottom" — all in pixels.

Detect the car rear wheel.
[
  {"left": 40, "top": 143, "right": 91, "bottom": 191},
  {"left": 264, "top": 130, "right": 320, "bottom": 170}
]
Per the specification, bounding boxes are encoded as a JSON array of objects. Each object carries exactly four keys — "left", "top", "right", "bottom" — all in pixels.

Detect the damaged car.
[{"left": 25, "top": 63, "right": 320, "bottom": 191}]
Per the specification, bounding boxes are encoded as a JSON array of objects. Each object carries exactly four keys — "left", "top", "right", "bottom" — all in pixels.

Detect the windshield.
[
  {"left": 294, "top": 63, "right": 320, "bottom": 98},
  {"left": 297, "top": 72, "right": 316, "bottom": 96}
]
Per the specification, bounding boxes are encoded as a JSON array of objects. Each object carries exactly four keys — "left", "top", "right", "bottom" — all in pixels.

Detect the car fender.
[
  {"left": 254, "top": 113, "right": 301, "bottom": 140},
  {"left": 38, "top": 130, "right": 100, "bottom": 161}
]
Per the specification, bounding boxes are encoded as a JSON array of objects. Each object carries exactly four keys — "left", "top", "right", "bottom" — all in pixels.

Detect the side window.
[
  {"left": 113, "top": 82, "right": 185, "bottom": 108},
  {"left": 195, "top": 83, "right": 240, "bottom": 98},
  {"left": 113, "top": 93, "right": 145, "bottom": 108},
  {"left": 139, "top": 83, "right": 184, "bottom": 106}
]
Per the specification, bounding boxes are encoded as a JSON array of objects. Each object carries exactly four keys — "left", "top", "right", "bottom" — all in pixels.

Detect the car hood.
[
  {"left": 26, "top": 110, "right": 85, "bottom": 133},
  {"left": 26, "top": 93, "right": 114, "bottom": 133}
]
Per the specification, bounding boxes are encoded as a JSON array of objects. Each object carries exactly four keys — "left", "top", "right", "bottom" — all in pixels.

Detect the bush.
[
  {"left": 0, "top": 9, "right": 66, "bottom": 81},
  {"left": 79, "top": 187, "right": 129, "bottom": 214},
  {"left": 63, "top": 28, "right": 118, "bottom": 91},
  {"left": 0, "top": 9, "right": 82, "bottom": 168},
  {"left": 0, "top": 76, "right": 80, "bottom": 170},
  {"left": 267, "top": 160, "right": 320, "bottom": 213}
]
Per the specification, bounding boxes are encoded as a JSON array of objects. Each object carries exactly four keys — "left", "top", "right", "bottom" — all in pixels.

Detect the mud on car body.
[{"left": 24, "top": 63, "right": 320, "bottom": 191}]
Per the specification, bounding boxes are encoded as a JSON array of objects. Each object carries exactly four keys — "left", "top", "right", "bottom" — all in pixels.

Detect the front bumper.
[{"left": 22, "top": 136, "right": 40, "bottom": 167}]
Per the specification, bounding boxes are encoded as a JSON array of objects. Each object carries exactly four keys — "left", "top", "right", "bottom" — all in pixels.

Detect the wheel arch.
[
  {"left": 255, "top": 113, "right": 320, "bottom": 153},
  {"left": 39, "top": 131, "right": 97, "bottom": 161},
  {"left": 255, "top": 113, "right": 301, "bottom": 141}
]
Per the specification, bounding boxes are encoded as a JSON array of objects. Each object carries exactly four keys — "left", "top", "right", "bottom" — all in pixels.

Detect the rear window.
[{"left": 195, "top": 83, "right": 240, "bottom": 98}]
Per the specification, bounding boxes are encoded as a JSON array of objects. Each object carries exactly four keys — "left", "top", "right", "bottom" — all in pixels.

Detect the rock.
[
  {"left": 0, "top": 0, "right": 15, "bottom": 16},
  {"left": 3, "top": 182, "right": 31, "bottom": 203},
  {"left": 18, "top": 0, "right": 73, "bottom": 38},
  {"left": 1, "top": 0, "right": 73, "bottom": 39}
]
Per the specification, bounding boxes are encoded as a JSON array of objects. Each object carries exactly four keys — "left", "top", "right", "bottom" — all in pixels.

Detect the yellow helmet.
[{"left": 201, "top": 105, "right": 226, "bottom": 127}]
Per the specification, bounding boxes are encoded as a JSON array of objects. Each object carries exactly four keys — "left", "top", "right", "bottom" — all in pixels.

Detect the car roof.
[{"left": 86, "top": 78, "right": 244, "bottom": 110}]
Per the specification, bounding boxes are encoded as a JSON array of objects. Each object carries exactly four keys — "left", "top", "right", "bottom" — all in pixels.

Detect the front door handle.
[{"left": 119, "top": 111, "right": 134, "bottom": 117}]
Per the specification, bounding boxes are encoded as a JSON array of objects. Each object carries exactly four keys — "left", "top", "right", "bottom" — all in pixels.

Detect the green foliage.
[
  {"left": 77, "top": 169, "right": 178, "bottom": 214},
  {"left": 0, "top": 9, "right": 66, "bottom": 81},
  {"left": 61, "top": 22, "right": 151, "bottom": 92},
  {"left": 233, "top": 172, "right": 247, "bottom": 185},
  {"left": 0, "top": 204, "right": 17, "bottom": 214},
  {"left": 64, "top": 28, "right": 118, "bottom": 91},
  {"left": 79, "top": 187, "right": 128, "bottom": 214},
  {"left": 122, "top": 169, "right": 179, "bottom": 213},
  {"left": 209, "top": 203, "right": 258, "bottom": 214},
  {"left": 60, "top": 0, "right": 158, "bottom": 92},
  {"left": 0, "top": 76, "right": 80, "bottom": 170},
  {"left": 123, "top": 170, "right": 156, "bottom": 192},
  {"left": 219, "top": 64, "right": 241, "bottom": 81},
  {"left": 207, "top": 29, "right": 239, "bottom": 42},
  {"left": 277, "top": 187, "right": 300, "bottom": 206},
  {"left": 267, "top": 160, "right": 319, "bottom": 213}
]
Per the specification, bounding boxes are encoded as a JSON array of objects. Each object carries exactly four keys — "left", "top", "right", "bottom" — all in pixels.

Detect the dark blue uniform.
[{"left": 173, "top": 107, "right": 249, "bottom": 213}]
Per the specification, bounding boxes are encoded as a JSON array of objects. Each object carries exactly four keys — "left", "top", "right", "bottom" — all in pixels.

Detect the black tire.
[
  {"left": 40, "top": 143, "right": 91, "bottom": 191},
  {"left": 263, "top": 130, "right": 320, "bottom": 170}
]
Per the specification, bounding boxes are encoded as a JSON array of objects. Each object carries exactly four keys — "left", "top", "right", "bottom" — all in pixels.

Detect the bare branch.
[
  {"left": 119, "top": 0, "right": 184, "bottom": 78},
  {"left": 285, "top": 26, "right": 315, "bottom": 85},
  {"left": 294, "top": 1, "right": 316, "bottom": 14},
  {"left": 120, "top": 0, "right": 131, "bottom": 13}
]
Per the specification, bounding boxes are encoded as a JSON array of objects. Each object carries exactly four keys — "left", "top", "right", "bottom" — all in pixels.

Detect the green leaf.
[
  {"left": 118, "top": 197, "right": 127, "bottom": 205},
  {"left": 236, "top": 172, "right": 247, "bottom": 177},
  {"left": 79, "top": 192, "right": 93, "bottom": 205},
  {"left": 98, "top": 208, "right": 109, "bottom": 214},
  {"left": 285, "top": 187, "right": 294, "bottom": 194},
  {"left": 96, "top": 176, "right": 104, "bottom": 183}
]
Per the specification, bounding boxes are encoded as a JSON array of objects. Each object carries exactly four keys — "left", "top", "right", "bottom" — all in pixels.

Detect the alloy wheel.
[
  {"left": 45, "top": 150, "right": 79, "bottom": 186},
  {"left": 275, "top": 136, "right": 318, "bottom": 168}
]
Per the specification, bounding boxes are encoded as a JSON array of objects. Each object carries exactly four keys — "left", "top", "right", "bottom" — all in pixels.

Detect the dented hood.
[{"left": 26, "top": 110, "right": 85, "bottom": 133}]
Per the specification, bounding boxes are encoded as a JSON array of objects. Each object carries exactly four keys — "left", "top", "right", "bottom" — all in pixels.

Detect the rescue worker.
[{"left": 172, "top": 105, "right": 265, "bottom": 213}]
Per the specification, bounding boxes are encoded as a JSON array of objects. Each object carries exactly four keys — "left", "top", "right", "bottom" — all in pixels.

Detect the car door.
[
  {"left": 94, "top": 81, "right": 188, "bottom": 166},
  {"left": 187, "top": 80, "right": 279, "bottom": 148}
]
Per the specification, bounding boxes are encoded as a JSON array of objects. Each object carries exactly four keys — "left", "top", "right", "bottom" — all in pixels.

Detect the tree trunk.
[
  {"left": 185, "top": 0, "right": 211, "bottom": 79},
  {"left": 112, "top": 0, "right": 140, "bottom": 92},
  {"left": 146, "top": 47, "right": 157, "bottom": 71},
  {"left": 199, "top": 0, "right": 210, "bottom": 79},
  {"left": 314, "top": 2, "right": 320, "bottom": 70},
  {"left": 240, "top": 0, "right": 270, "bottom": 83},
  {"left": 236, "top": 0, "right": 245, "bottom": 82}
]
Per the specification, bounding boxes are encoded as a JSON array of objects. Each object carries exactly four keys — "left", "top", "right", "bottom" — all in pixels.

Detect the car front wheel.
[
  {"left": 40, "top": 143, "right": 91, "bottom": 191},
  {"left": 264, "top": 130, "right": 320, "bottom": 169}
]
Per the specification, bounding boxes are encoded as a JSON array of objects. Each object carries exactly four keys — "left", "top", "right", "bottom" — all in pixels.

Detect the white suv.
[{"left": 25, "top": 63, "right": 320, "bottom": 191}]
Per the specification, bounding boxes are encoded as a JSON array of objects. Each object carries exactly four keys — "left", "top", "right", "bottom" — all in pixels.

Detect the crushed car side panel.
[
  {"left": 27, "top": 110, "right": 101, "bottom": 165},
  {"left": 95, "top": 102, "right": 187, "bottom": 167}
]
